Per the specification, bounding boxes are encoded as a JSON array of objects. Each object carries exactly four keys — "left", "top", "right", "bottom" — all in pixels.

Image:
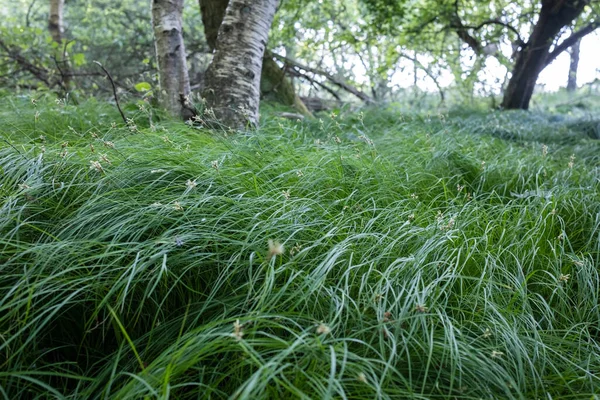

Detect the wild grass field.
[{"left": 1, "top": 91, "right": 600, "bottom": 399}]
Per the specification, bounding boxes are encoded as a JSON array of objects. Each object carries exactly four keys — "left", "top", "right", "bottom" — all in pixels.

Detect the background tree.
[
  {"left": 567, "top": 38, "right": 581, "bottom": 92},
  {"left": 152, "top": 0, "right": 193, "bottom": 118},
  {"left": 48, "top": 0, "right": 72, "bottom": 90},
  {"left": 502, "top": 0, "right": 598, "bottom": 109},
  {"left": 1, "top": 0, "right": 598, "bottom": 113},
  {"left": 361, "top": 0, "right": 599, "bottom": 109}
]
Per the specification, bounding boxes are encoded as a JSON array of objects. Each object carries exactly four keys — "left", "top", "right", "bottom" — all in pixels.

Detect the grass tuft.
[{"left": 1, "top": 93, "right": 599, "bottom": 398}]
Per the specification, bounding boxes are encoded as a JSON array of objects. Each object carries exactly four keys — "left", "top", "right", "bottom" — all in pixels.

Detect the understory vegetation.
[{"left": 1, "top": 91, "right": 600, "bottom": 399}]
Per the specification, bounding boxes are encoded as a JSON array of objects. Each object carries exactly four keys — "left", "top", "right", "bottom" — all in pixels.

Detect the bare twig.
[
  {"left": 463, "top": 19, "right": 525, "bottom": 46},
  {"left": 51, "top": 55, "right": 67, "bottom": 91},
  {"left": 93, "top": 61, "right": 127, "bottom": 124},
  {"left": 400, "top": 53, "right": 446, "bottom": 104}
]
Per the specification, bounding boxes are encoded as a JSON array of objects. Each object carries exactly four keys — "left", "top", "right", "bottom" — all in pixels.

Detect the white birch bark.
[
  {"left": 48, "top": 0, "right": 64, "bottom": 43},
  {"left": 49, "top": 0, "right": 71, "bottom": 89},
  {"left": 152, "top": 0, "right": 192, "bottom": 118},
  {"left": 202, "top": 0, "right": 278, "bottom": 129}
]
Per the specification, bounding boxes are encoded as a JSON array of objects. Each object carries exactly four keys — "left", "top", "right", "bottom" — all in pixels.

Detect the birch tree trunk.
[
  {"left": 152, "top": 0, "right": 192, "bottom": 118},
  {"left": 48, "top": 0, "right": 72, "bottom": 90},
  {"left": 202, "top": 0, "right": 279, "bottom": 129},
  {"left": 199, "top": 0, "right": 310, "bottom": 118},
  {"left": 48, "top": 0, "right": 64, "bottom": 43},
  {"left": 199, "top": 0, "right": 228, "bottom": 50},
  {"left": 567, "top": 39, "right": 580, "bottom": 92}
]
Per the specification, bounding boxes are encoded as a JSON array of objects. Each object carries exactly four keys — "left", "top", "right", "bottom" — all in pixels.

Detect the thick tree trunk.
[
  {"left": 200, "top": 0, "right": 310, "bottom": 118},
  {"left": 152, "top": 0, "right": 192, "bottom": 118},
  {"left": 501, "top": 0, "right": 588, "bottom": 110},
  {"left": 48, "top": 0, "right": 72, "bottom": 90},
  {"left": 202, "top": 0, "right": 278, "bottom": 129},
  {"left": 567, "top": 38, "right": 580, "bottom": 92}
]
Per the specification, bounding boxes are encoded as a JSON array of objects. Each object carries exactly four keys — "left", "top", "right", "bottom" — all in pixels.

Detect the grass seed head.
[
  {"left": 414, "top": 304, "right": 428, "bottom": 313},
  {"left": 267, "top": 240, "right": 284, "bottom": 260},
  {"left": 316, "top": 323, "right": 331, "bottom": 335},
  {"left": 233, "top": 319, "right": 244, "bottom": 341}
]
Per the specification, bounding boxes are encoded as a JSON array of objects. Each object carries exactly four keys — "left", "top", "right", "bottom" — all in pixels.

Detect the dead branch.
[
  {"left": 287, "top": 67, "right": 342, "bottom": 100},
  {"left": 93, "top": 61, "right": 127, "bottom": 124},
  {"left": 269, "top": 51, "right": 373, "bottom": 104}
]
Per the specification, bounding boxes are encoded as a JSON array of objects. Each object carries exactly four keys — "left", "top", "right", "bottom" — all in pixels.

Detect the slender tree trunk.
[
  {"left": 202, "top": 0, "right": 278, "bottom": 129},
  {"left": 152, "top": 0, "right": 192, "bottom": 118},
  {"left": 48, "top": 0, "right": 64, "bottom": 43},
  {"left": 502, "top": 0, "right": 588, "bottom": 110},
  {"left": 48, "top": 0, "right": 71, "bottom": 90},
  {"left": 567, "top": 38, "right": 580, "bottom": 92},
  {"left": 413, "top": 50, "right": 418, "bottom": 97}
]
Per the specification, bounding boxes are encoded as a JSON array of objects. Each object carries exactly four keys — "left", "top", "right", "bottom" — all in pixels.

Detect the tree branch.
[
  {"left": 465, "top": 18, "right": 524, "bottom": 46},
  {"left": 287, "top": 67, "right": 342, "bottom": 100},
  {"left": 93, "top": 61, "right": 127, "bottom": 124},
  {"left": 0, "top": 38, "right": 51, "bottom": 86},
  {"left": 545, "top": 21, "right": 600, "bottom": 67},
  {"left": 268, "top": 51, "right": 373, "bottom": 103},
  {"left": 399, "top": 53, "right": 445, "bottom": 103},
  {"left": 25, "top": 0, "right": 38, "bottom": 27}
]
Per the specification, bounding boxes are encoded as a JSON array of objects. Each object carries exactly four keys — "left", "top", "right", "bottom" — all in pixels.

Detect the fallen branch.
[
  {"left": 269, "top": 51, "right": 373, "bottom": 104},
  {"left": 287, "top": 67, "right": 341, "bottom": 100},
  {"left": 93, "top": 61, "right": 127, "bottom": 124}
]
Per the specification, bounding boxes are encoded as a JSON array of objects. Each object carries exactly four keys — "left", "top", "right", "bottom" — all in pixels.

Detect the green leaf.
[
  {"left": 134, "top": 82, "right": 152, "bottom": 92},
  {"left": 73, "top": 53, "right": 86, "bottom": 67}
]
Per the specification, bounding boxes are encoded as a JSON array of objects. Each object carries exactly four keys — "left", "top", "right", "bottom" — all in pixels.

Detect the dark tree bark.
[
  {"left": 501, "top": 0, "right": 592, "bottom": 110},
  {"left": 567, "top": 38, "right": 580, "bottom": 92},
  {"left": 199, "top": 0, "right": 228, "bottom": 50}
]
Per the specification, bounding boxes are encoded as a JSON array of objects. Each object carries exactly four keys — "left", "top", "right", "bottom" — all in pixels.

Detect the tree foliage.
[{"left": 0, "top": 0, "right": 598, "bottom": 110}]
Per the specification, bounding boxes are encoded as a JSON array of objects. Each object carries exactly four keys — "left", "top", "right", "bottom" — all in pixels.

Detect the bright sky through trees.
[
  {"left": 384, "top": 32, "right": 600, "bottom": 93},
  {"left": 539, "top": 32, "right": 599, "bottom": 90}
]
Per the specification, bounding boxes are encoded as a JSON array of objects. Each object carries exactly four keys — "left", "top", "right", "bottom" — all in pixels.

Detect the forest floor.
[{"left": 1, "top": 91, "right": 600, "bottom": 399}]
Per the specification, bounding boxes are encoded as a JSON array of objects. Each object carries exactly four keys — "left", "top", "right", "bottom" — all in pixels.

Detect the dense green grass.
[{"left": 1, "top": 92, "right": 600, "bottom": 399}]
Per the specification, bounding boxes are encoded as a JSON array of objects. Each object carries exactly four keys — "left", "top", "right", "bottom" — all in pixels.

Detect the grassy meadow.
[{"left": 1, "top": 91, "right": 599, "bottom": 399}]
